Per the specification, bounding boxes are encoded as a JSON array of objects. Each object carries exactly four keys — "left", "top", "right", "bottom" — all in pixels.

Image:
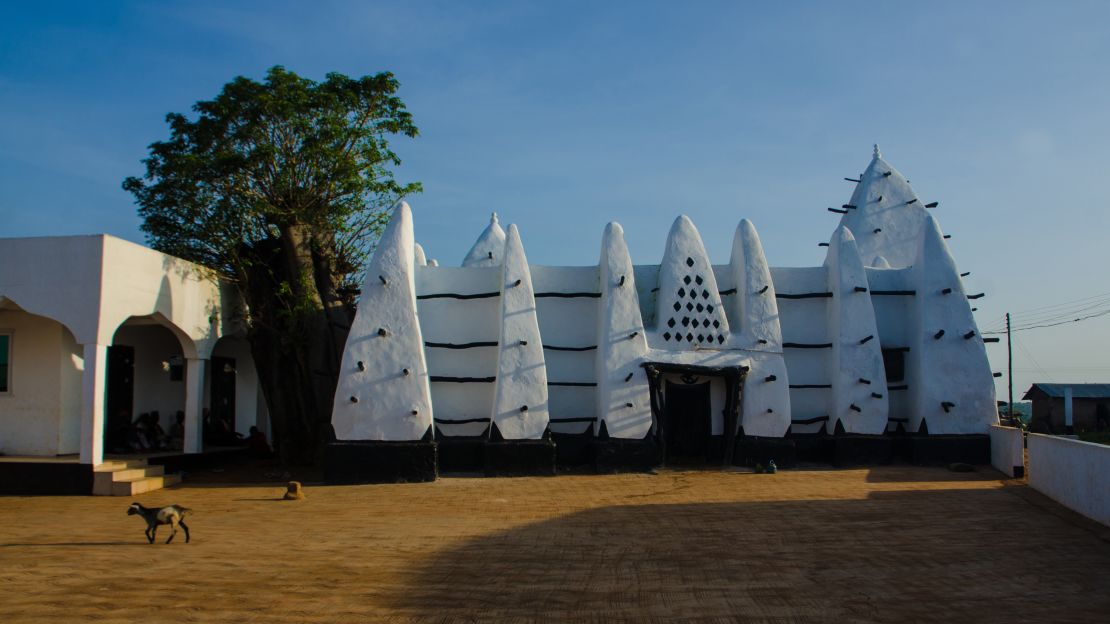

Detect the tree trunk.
[{"left": 240, "top": 227, "right": 352, "bottom": 465}]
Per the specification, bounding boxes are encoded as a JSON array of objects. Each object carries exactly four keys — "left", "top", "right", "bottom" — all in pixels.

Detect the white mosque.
[{"left": 326, "top": 147, "right": 999, "bottom": 482}]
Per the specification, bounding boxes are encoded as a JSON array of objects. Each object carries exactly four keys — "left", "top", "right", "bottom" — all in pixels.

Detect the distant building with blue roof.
[{"left": 1022, "top": 383, "right": 1110, "bottom": 433}]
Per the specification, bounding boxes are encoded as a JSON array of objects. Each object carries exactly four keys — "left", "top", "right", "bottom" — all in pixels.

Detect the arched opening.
[
  {"left": 0, "top": 298, "right": 84, "bottom": 456},
  {"left": 106, "top": 315, "right": 194, "bottom": 454}
]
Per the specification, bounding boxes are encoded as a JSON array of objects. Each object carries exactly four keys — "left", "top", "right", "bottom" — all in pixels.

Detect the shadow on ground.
[{"left": 385, "top": 488, "right": 1110, "bottom": 622}]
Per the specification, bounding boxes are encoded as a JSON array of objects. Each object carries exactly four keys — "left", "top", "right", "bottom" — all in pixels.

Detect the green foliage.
[
  {"left": 123, "top": 67, "right": 421, "bottom": 462},
  {"left": 123, "top": 65, "right": 420, "bottom": 287}
]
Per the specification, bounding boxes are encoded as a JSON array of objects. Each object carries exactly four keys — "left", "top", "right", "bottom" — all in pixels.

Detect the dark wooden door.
[
  {"left": 664, "top": 380, "right": 711, "bottom": 462},
  {"left": 210, "top": 356, "right": 237, "bottom": 433},
  {"left": 105, "top": 345, "right": 135, "bottom": 452}
]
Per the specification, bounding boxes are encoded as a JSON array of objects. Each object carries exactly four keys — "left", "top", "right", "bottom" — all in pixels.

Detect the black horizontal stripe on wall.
[
  {"left": 789, "top": 384, "right": 832, "bottom": 389},
  {"left": 549, "top": 417, "right": 598, "bottom": 423},
  {"left": 776, "top": 292, "right": 833, "bottom": 299},
  {"left": 429, "top": 376, "right": 496, "bottom": 383},
  {"left": 547, "top": 381, "right": 598, "bottom": 387},
  {"left": 543, "top": 344, "right": 598, "bottom": 351},
  {"left": 783, "top": 342, "right": 833, "bottom": 349},
  {"left": 424, "top": 341, "right": 497, "bottom": 349},
  {"left": 417, "top": 291, "right": 499, "bottom": 300},
  {"left": 534, "top": 292, "right": 601, "bottom": 298}
]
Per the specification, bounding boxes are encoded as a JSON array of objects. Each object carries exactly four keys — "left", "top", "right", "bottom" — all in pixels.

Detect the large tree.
[{"left": 124, "top": 66, "right": 420, "bottom": 463}]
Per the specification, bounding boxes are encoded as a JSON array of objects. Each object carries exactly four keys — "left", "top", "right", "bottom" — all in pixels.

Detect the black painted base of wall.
[
  {"left": 593, "top": 437, "right": 660, "bottom": 473},
  {"left": 899, "top": 434, "right": 990, "bottom": 466},
  {"left": 435, "top": 437, "right": 485, "bottom": 473},
  {"left": 0, "top": 461, "right": 94, "bottom": 495},
  {"left": 484, "top": 438, "right": 557, "bottom": 477},
  {"left": 733, "top": 436, "right": 797, "bottom": 469},
  {"left": 791, "top": 435, "right": 834, "bottom": 464},
  {"left": 324, "top": 441, "right": 438, "bottom": 484},
  {"left": 832, "top": 435, "right": 894, "bottom": 467},
  {"left": 552, "top": 430, "right": 595, "bottom": 468}
]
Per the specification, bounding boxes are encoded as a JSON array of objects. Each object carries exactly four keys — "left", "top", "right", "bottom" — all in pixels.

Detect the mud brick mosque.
[{"left": 326, "top": 146, "right": 998, "bottom": 482}]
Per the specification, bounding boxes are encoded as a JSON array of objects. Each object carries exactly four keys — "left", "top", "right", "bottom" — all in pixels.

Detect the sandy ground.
[{"left": 1, "top": 465, "right": 1109, "bottom": 623}]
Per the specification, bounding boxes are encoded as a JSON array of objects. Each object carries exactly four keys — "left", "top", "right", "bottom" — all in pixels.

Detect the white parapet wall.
[
  {"left": 988, "top": 425, "right": 1024, "bottom": 478},
  {"left": 1027, "top": 433, "right": 1110, "bottom": 526}
]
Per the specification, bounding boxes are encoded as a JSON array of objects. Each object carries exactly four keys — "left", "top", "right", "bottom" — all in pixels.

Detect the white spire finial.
[
  {"left": 490, "top": 212, "right": 499, "bottom": 224},
  {"left": 873, "top": 144, "right": 882, "bottom": 159}
]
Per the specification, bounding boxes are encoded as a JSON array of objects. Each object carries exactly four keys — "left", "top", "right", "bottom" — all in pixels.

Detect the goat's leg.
[
  {"left": 149, "top": 525, "right": 157, "bottom": 544},
  {"left": 178, "top": 519, "right": 190, "bottom": 543},
  {"left": 165, "top": 519, "right": 177, "bottom": 544}
]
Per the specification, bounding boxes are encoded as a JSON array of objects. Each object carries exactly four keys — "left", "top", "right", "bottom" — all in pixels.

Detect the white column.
[
  {"left": 1064, "top": 386, "right": 1074, "bottom": 434},
  {"left": 183, "top": 358, "right": 208, "bottom": 453},
  {"left": 79, "top": 343, "right": 108, "bottom": 465}
]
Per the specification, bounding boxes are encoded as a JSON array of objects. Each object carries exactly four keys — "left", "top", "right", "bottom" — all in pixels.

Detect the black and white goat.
[{"left": 127, "top": 502, "right": 191, "bottom": 544}]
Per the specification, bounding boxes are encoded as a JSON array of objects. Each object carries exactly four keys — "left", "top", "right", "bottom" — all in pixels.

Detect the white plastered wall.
[
  {"left": 533, "top": 265, "right": 599, "bottom": 434},
  {"left": 771, "top": 266, "right": 831, "bottom": 434},
  {"left": 417, "top": 266, "right": 500, "bottom": 437},
  {"left": 0, "top": 309, "right": 82, "bottom": 455}
]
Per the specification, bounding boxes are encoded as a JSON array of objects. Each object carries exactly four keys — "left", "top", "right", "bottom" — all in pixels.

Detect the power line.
[
  {"left": 983, "top": 307, "right": 1110, "bottom": 334},
  {"left": 981, "top": 298, "right": 1110, "bottom": 331},
  {"left": 1014, "top": 336, "right": 1053, "bottom": 382},
  {"left": 979, "top": 290, "right": 1110, "bottom": 334},
  {"left": 1005, "top": 290, "right": 1110, "bottom": 317}
]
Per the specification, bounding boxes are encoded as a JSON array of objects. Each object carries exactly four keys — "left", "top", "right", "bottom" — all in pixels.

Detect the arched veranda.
[{"left": 106, "top": 315, "right": 194, "bottom": 454}]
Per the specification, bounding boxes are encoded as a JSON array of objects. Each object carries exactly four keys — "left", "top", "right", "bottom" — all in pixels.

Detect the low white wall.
[
  {"left": 988, "top": 425, "right": 1024, "bottom": 477},
  {"left": 1028, "top": 433, "right": 1110, "bottom": 526}
]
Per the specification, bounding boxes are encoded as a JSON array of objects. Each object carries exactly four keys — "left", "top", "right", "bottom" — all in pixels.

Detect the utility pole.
[{"left": 1006, "top": 312, "right": 1014, "bottom": 422}]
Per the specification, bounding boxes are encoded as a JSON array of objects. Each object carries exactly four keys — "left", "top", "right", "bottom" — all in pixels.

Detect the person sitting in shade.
[
  {"left": 168, "top": 411, "right": 185, "bottom": 450},
  {"left": 148, "top": 411, "right": 168, "bottom": 450},
  {"left": 247, "top": 426, "right": 272, "bottom": 458}
]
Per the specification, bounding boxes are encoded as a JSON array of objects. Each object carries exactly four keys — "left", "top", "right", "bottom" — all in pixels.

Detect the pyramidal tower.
[{"left": 462, "top": 213, "right": 506, "bottom": 267}]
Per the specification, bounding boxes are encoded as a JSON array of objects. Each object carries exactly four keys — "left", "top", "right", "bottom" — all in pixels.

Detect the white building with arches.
[{"left": 0, "top": 234, "right": 268, "bottom": 492}]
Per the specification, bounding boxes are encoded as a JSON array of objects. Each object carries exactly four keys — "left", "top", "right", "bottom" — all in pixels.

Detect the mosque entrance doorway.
[
  {"left": 644, "top": 362, "right": 747, "bottom": 467},
  {"left": 663, "top": 380, "right": 711, "bottom": 463}
]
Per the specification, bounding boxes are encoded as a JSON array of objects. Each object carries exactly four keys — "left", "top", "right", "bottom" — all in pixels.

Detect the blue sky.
[{"left": 3, "top": 1, "right": 1110, "bottom": 399}]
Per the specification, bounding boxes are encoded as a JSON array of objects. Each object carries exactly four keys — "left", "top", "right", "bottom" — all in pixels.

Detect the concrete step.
[
  {"left": 93, "top": 458, "right": 182, "bottom": 496},
  {"left": 94, "top": 459, "right": 147, "bottom": 473},
  {"left": 112, "top": 465, "right": 165, "bottom": 481},
  {"left": 110, "top": 473, "right": 182, "bottom": 497}
]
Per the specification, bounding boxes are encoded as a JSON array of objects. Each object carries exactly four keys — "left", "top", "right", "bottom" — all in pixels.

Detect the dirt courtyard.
[{"left": 2, "top": 465, "right": 1109, "bottom": 623}]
